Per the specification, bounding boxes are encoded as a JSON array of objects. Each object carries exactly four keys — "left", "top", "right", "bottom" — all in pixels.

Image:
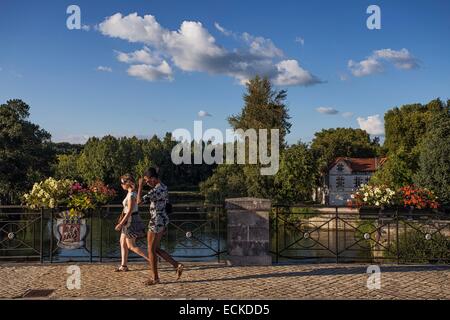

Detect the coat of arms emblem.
[{"left": 53, "top": 211, "right": 88, "bottom": 250}]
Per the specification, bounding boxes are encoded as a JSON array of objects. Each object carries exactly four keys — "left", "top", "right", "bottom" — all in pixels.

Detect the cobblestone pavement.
[{"left": 0, "top": 262, "right": 449, "bottom": 299}]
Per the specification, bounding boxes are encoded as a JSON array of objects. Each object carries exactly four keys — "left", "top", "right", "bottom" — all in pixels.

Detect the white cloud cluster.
[
  {"left": 115, "top": 46, "right": 172, "bottom": 81},
  {"left": 357, "top": 114, "right": 384, "bottom": 135},
  {"left": 115, "top": 46, "right": 161, "bottom": 64},
  {"left": 98, "top": 13, "right": 321, "bottom": 85},
  {"left": 96, "top": 66, "right": 112, "bottom": 72},
  {"left": 198, "top": 110, "right": 212, "bottom": 117},
  {"left": 127, "top": 62, "right": 173, "bottom": 81},
  {"left": 348, "top": 48, "right": 419, "bottom": 77},
  {"left": 316, "top": 107, "right": 339, "bottom": 115}
]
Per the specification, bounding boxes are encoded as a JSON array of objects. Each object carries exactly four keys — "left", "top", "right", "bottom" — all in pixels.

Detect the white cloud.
[
  {"left": 348, "top": 58, "right": 383, "bottom": 77},
  {"left": 357, "top": 114, "right": 384, "bottom": 135},
  {"left": 316, "top": 107, "right": 339, "bottom": 115},
  {"left": 241, "top": 32, "right": 283, "bottom": 58},
  {"left": 295, "top": 37, "right": 304, "bottom": 46},
  {"left": 348, "top": 48, "right": 419, "bottom": 77},
  {"left": 342, "top": 112, "right": 354, "bottom": 118},
  {"left": 127, "top": 61, "right": 173, "bottom": 81},
  {"left": 96, "top": 66, "right": 112, "bottom": 72},
  {"left": 115, "top": 46, "right": 161, "bottom": 64},
  {"left": 98, "top": 12, "right": 321, "bottom": 86},
  {"left": 198, "top": 110, "right": 212, "bottom": 117},
  {"left": 373, "top": 48, "right": 419, "bottom": 69},
  {"left": 273, "top": 60, "right": 321, "bottom": 86},
  {"left": 214, "top": 22, "right": 233, "bottom": 36}
]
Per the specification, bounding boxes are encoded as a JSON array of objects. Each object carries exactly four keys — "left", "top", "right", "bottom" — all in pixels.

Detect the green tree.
[
  {"left": 370, "top": 147, "right": 414, "bottom": 189},
  {"left": 414, "top": 111, "right": 450, "bottom": 206},
  {"left": 200, "top": 76, "right": 293, "bottom": 201},
  {"left": 229, "top": 75, "right": 291, "bottom": 146},
  {"left": 384, "top": 98, "right": 449, "bottom": 172},
  {"left": 0, "top": 99, "right": 55, "bottom": 203},
  {"left": 230, "top": 76, "right": 292, "bottom": 198},
  {"left": 274, "top": 142, "right": 317, "bottom": 204},
  {"left": 54, "top": 154, "right": 81, "bottom": 180},
  {"left": 310, "top": 127, "right": 381, "bottom": 172}
]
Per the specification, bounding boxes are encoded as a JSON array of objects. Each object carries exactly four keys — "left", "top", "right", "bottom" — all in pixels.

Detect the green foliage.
[
  {"left": 384, "top": 98, "right": 449, "bottom": 172},
  {"left": 199, "top": 164, "right": 247, "bottom": 203},
  {"left": 310, "top": 128, "right": 381, "bottom": 172},
  {"left": 228, "top": 75, "right": 291, "bottom": 146},
  {"left": 50, "top": 142, "right": 83, "bottom": 155},
  {"left": 274, "top": 143, "right": 317, "bottom": 204},
  {"left": 68, "top": 134, "right": 213, "bottom": 191},
  {"left": 414, "top": 111, "right": 450, "bottom": 205},
  {"left": 0, "top": 99, "right": 55, "bottom": 204},
  {"left": 54, "top": 154, "right": 81, "bottom": 180},
  {"left": 370, "top": 148, "right": 414, "bottom": 189},
  {"left": 67, "top": 192, "right": 95, "bottom": 212},
  {"left": 388, "top": 228, "right": 450, "bottom": 263}
]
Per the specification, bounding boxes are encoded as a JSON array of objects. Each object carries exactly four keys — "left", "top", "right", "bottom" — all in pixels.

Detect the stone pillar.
[{"left": 225, "top": 197, "right": 272, "bottom": 266}]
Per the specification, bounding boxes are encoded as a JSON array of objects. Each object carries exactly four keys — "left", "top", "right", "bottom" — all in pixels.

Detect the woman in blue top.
[
  {"left": 137, "top": 167, "right": 184, "bottom": 285},
  {"left": 114, "top": 174, "right": 148, "bottom": 272}
]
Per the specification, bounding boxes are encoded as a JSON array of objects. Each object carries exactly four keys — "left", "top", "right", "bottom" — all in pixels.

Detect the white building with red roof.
[{"left": 321, "top": 157, "right": 387, "bottom": 206}]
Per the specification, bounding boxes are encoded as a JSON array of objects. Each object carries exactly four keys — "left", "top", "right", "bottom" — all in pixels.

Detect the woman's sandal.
[
  {"left": 143, "top": 278, "right": 160, "bottom": 286},
  {"left": 176, "top": 263, "right": 184, "bottom": 280},
  {"left": 114, "top": 265, "right": 129, "bottom": 272}
]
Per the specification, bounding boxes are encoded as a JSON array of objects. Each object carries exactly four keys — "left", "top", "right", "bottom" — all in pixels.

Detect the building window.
[
  {"left": 353, "top": 176, "right": 363, "bottom": 188},
  {"left": 337, "top": 163, "right": 344, "bottom": 172},
  {"left": 336, "top": 176, "right": 345, "bottom": 188}
]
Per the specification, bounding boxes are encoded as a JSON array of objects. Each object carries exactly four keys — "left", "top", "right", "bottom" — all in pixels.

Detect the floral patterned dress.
[{"left": 142, "top": 183, "right": 169, "bottom": 233}]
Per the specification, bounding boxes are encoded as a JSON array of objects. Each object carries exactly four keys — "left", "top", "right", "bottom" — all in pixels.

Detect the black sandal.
[{"left": 114, "top": 265, "right": 129, "bottom": 272}]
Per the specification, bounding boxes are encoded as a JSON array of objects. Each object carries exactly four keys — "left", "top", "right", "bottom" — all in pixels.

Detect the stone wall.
[{"left": 225, "top": 197, "right": 272, "bottom": 265}]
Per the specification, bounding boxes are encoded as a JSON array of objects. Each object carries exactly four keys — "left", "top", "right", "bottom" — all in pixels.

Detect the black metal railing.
[
  {"left": 271, "top": 205, "right": 450, "bottom": 264},
  {"left": 0, "top": 204, "right": 226, "bottom": 263},
  {"left": 2, "top": 204, "right": 449, "bottom": 265}
]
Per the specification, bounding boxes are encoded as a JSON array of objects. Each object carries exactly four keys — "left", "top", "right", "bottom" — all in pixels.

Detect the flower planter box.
[{"left": 359, "top": 206, "right": 382, "bottom": 219}]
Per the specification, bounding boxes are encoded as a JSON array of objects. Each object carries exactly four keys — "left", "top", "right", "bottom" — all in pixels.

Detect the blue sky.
[{"left": 0, "top": 0, "right": 449, "bottom": 144}]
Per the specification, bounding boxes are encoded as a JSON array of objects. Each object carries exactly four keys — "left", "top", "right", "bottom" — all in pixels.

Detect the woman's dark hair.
[
  {"left": 144, "top": 167, "right": 159, "bottom": 179},
  {"left": 120, "top": 173, "right": 135, "bottom": 186}
]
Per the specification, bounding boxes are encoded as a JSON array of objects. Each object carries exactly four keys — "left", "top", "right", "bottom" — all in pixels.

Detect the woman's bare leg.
[
  {"left": 120, "top": 233, "right": 129, "bottom": 266},
  {"left": 126, "top": 237, "right": 149, "bottom": 262},
  {"left": 154, "top": 229, "right": 178, "bottom": 269},
  {"left": 147, "top": 231, "right": 159, "bottom": 281}
]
